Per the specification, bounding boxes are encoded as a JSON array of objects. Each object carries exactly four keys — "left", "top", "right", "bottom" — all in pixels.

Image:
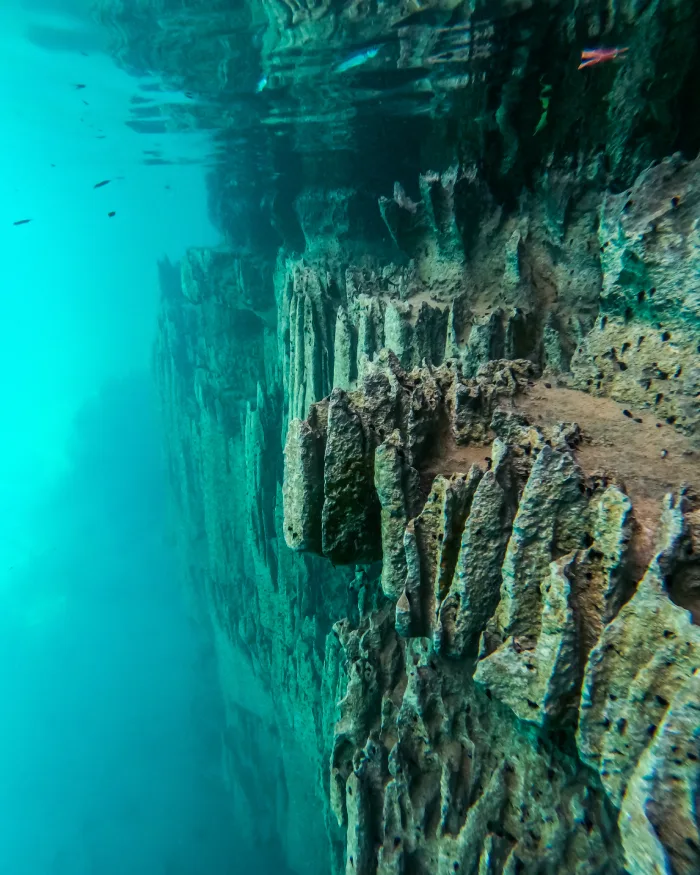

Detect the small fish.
[
  {"left": 73, "top": 83, "right": 86, "bottom": 89},
  {"left": 93, "top": 179, "right": 110, "bottom": 188},
  {"left": 13, "top": 218, "right": 32, "bottom": 225},
  {"left": 256, "top": 75, "right": 268, "bottom": 93},
  {"left": 334, "top": 45, "right": 381, "bottom": 74},
  {"left": 578, "top": 47, "right": 628, "bottom": 70},
  {"left": 107, "top": 211, "right": 116, "bottom": 218}
]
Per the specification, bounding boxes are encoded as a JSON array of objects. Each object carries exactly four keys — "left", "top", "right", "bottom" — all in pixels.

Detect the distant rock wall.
[{"left": 154, "top": 249, "right": 351, "bottom": 874}]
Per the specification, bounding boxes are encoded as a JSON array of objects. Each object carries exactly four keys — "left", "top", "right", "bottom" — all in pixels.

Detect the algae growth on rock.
[{"left": 97, "top": 0, "right": 700, "bottom": 871}]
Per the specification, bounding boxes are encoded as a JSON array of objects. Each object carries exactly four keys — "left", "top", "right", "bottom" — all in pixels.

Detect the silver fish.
[{"left": 334, "top": 45, "right": 381, "bottom": 74}]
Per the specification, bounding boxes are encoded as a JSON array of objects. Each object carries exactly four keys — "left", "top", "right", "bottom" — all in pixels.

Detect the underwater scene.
[{"left": 1, "top": 0, "right": 699, "bottom": 873}]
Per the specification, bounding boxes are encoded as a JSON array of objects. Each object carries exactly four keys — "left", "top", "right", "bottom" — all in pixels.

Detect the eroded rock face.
[
  {"left": 151, "top": 145, "right": 700, "bottom": 874},
  {"left": 286, "top": 351, "right": 700, "bottom": 873},
  {"left": 122, "top": 0, "right": 700, "bottom": 868},
  {"left": 154, "top": 250, "right": 354, "bottom": 875},
  {"left": 570, "top": 154, "right": 700, "bottom": 434},
  {"left": 155, "top": 147, "right": 700, "bottom": 874}
]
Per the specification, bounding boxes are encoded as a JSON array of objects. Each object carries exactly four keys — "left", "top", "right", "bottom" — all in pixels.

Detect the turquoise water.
[{"left": 0, "top": 1, "right": 240, "bottom": 872}]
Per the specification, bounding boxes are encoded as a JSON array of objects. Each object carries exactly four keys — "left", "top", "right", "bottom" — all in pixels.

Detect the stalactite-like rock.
[
  {"left": 284, "top": 342, "right": 699, "bottom": 873},
  {"left": 475, "top": 445, "right": 588, "bottom": 724},
  {"left": 280, "top": 260, "right": 335, "bottom": 425},
  {"left": 283, "top": 415, "right": 325, "bottom": 553},
  {"left": 619, "top": 669, "right": 700, "bottom": 875},
  {"left": 436, "top": 442, "right": 513, "bottom": 657},
  {"left": 322, "top": 389, "right": 383, "bottom": 565},
  {"left": 374, "top": 433, "right": 421, "bottom": 602},
  {"left": 577, "top": 493, "right": 700, "bottom": 806}
]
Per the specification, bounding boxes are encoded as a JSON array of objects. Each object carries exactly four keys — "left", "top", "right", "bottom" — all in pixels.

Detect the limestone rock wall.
[
  {"left": 154, "top": 248, "right": 353, "bottom": 874},
  {"left": 278, "top": 151, "right": 700, "bottom": 438},
  {"left": 283, "top": 350, "right": 700, "bottom": 874},
  {"left": 272, "top": 154, "right": 699, "bottom": 874},
  {"left": 151, "top": 146, "right": 700, "bottom": 874},
  {"left": 570, "top": 154, "right": 700, "bottom": 433},
  {"left": 109, "top": 0, "right": 700, "bottom": 871}
]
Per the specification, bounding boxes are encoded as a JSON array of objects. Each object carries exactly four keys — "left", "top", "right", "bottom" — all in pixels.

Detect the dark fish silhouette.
[
  {"left": 73, "top": 83, "right": 86, "bottom": 89},
  {"left": 93, "top": 179, "right": 110, "bottom": 188},
  {"left": 13, "top": 218, "right": 32, "bottom": 225},
  {"left": 107, "top": 211, "right": 116, "bottom": 217}
]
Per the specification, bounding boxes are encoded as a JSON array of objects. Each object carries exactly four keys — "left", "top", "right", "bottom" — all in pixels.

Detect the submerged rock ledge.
[{"left": 283, "top": 351, "right": 700, "bottom": 874}]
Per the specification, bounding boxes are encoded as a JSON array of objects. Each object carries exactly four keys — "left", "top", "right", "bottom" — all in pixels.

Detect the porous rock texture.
[
  {"left": 285, "top": 347, "right": 700, "bottom": 873},
  {"left": 97, "top": 0, "right": 700, "bottom": 871}
]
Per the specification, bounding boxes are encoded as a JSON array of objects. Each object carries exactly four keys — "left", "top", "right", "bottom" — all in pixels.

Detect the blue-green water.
[
  {"left": 0, "top": 378, "right": 241, "bottom": 874},
  {"left": 0, "top": 2, "right": 245, "bottom": 872}
]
